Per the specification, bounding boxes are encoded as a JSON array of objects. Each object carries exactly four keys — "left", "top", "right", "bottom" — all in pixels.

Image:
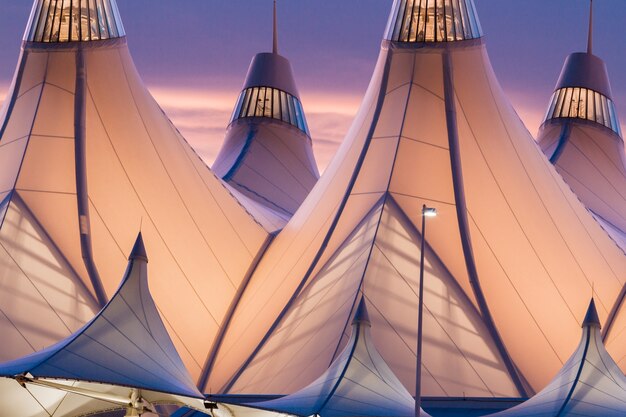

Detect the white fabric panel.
[
  {"left": 489, "top": 312, "right": 626, "bottom": 416},
  {"left": 13, "top": 51, "right": 48, "bottom": 98},
  {"left": 218, "top": 120, "right": 319, "bottom": 217},
  {"left": 40, "top": 50, "right": 76, "bottom": 93},
  {"left": 0, "top": 83, "right": 43, "bottom": 146},
  {"left": 18, "top": 190, "right": 92, "bottom": 294},
  {"left": 243, "top": 305, "right": 430, "bottom": 417},
  {"left": 16, "top": 136, "right": 76, "bottom": 193},
  {"left": 539, "top": 123, "right": 626, "bottom": 233},
  {"left": 0, "top": 196, "right": 95, "bottom": 362},
  {"left": 31, "top": 84, "right": 75, "bottom": 139},
  {"left": 0, "top": 137, "right": 29, "bottom": 194}
]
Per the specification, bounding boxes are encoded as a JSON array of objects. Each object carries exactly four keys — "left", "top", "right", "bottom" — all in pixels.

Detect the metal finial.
[
  {"left": 273, "top": 0, "right": 279, "bottom": 54},
  {"left": 587, "top": 0, "right": 593, "bottom": 55}
]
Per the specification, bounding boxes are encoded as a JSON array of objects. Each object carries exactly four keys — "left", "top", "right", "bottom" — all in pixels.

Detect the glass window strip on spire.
[
  {"left": 544, "top": 87, "right": 622, "bottom": 137},
  {"left": 25, "top": 0, "right": 125, "bottom": 43},
  {"left": 386, "top": 0, "right": 483, "bottom": 43},
  {"left": 230, "top": 86, "right": 311, "bottom": 136}
]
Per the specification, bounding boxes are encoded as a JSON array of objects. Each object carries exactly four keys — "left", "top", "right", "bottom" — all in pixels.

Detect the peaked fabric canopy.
[
  {"left": 203, "top": 0, "right": 626, "bottom": 397},
  {"left": 0, "top": 233, "right": 208, "bottom": 416},
  {"left": 0, "top": 0, "right": 270, "bottom": 381},
  {"left": 487, "top": 299, "right": 626, "bottom": 417},
  {"left": 244, "top": 299, "right": 430, "bottom": 417}
]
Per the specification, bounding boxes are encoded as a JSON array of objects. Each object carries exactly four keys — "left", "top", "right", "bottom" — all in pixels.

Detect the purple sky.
[{"left": 0, "top": 1, "right": 624, "bottom": 170}]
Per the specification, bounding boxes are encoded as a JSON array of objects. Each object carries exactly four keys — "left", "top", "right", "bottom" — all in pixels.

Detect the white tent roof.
[
  {"left": 0, "top": 233, "right": 207, "bottom": 416},
  {"left": 203, "top": 0, "right": 626, "bottom": 397},
  {"left": 0, "top": 0, "right": 270, "bottom": 382},
  {"left": 487, "top": 299, "right": 626, "bottom": 417}
]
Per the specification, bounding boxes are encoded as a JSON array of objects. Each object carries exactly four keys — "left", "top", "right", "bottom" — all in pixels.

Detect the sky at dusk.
[{"left": 0, "top": 0, "right": 624, "bottom": 171}]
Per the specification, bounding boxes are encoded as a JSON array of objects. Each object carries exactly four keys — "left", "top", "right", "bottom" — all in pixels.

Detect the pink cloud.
[{"left": 149, "top": 85, "right": 361, "bottom": 173}]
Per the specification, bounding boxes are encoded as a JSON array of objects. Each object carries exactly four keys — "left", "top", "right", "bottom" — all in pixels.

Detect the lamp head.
[{"left": 422, "top": 207, "right": 438, "bottom": 218}]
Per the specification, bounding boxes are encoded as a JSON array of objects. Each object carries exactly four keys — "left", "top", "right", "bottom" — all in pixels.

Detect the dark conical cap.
[
  {"left": 582, "top": 298, "right": 601, "bottom": 329},
  {"left": 352, "top": 298, "right": 371, "bottom": 327},
  {"left": 129, "top": 232, "right": 148, "bottom": 263},
  {"left": 555, "top": 53, "right": 613, "bottom": 99},
  {"left": 243, "top": 53, "right": 299, "bottom": 98},
  {"left": 25, "top": 0, "right": 126, "bottom": 43}
]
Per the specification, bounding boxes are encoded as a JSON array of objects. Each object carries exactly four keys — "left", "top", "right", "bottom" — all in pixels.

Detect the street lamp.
[{"left": 415, "top": 204, "right": 437, "bottom": 417}]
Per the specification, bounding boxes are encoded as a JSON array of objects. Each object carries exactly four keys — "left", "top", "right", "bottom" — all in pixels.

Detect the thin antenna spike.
[
  {"left": 273, "top": 0, "right": 279, "bottom": 54},
  {"left": 587, "top": 0, "right": 593, "bottom": 55}
]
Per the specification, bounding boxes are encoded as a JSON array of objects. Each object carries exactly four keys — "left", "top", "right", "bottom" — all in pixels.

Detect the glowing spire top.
[
  {"left": 273, "top": 0, "right": 279, "bottom": 54},
  {"left": 25, "top": 0, "right": 126, "bottom": 43},
  {"left": 386, "top": 0, "right": 483, "bottom": 43}
]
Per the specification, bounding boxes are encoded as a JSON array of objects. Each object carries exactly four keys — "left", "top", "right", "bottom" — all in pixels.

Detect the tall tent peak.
[
  {"left": 352, "top": 298, "right": 371, "bottom": 327},
  {"left": 129, "top": 232, "right": 148, "bottom": 263},
  {"left": 583, "top": 298, "right": 601, "bottom": 328},
  {"left": 24, "top": 0, "right": 126, "bottom": 43},
  {"left": 385, "top": 0, "right": 483, "bottom": 43}
]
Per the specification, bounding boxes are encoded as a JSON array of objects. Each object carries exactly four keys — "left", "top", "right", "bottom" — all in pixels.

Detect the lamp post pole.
[{"left": 415, "top": 204, "right": 436, "bottom": 417}]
